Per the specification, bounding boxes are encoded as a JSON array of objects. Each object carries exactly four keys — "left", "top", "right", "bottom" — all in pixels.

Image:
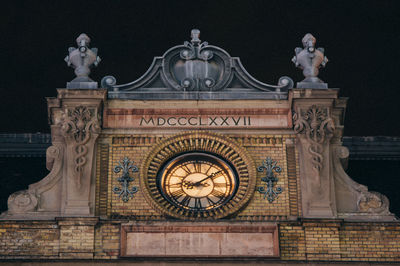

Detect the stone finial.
[
  {"left": 190, "top": 29, "right": 201, "bottom": 45},
  {"left": 64, "top": 33, "right": 101, "bottom": 89},
  {"left": 292, "top": 33, "right": 328, "bottom": 89}
]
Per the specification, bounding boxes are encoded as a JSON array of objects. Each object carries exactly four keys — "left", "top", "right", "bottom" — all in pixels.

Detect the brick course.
[{"left": 0, "top": 219, "right": 399, "bottom": 261}]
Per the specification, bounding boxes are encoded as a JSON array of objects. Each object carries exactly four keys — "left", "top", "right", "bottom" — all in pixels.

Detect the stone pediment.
[{"left": 101, "top": 29, "right": 293, "bottom": 100}]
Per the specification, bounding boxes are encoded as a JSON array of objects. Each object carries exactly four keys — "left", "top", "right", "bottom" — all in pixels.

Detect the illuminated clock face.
[{"left": 158, "top": 153, "right": 237, "bottom": 212}]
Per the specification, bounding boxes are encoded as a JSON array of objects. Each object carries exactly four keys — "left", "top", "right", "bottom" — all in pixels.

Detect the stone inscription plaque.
[
  {"left": 104, "top": 108, "right": 291, "bottom": 129},
  {"left": 121, "top": 224, "right": 279, "bottom": 257}
]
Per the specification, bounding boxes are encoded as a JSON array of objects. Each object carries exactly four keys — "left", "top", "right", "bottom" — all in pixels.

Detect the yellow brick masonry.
[
  {"left": 104, "top": 134, "right": 297, "bottom": 219},
  {"left": 57, "top": 217, "right": 98, "bottom": 259},
  {"left": 236, "top": 137, "right": 290, "bottom": 218},
  {"left": 0, "top": 218, "right": 399, "bottom": 261},
  {"left": 0, "top": 221, "right": 59, "bottom": 259},
  {"left": 94, "top": 221, "right": 121, "bottom": 259},
  {"left": 279, "top": 220, "right": 400, "bottom": 262},
  {"left": 109, "top": 145, "right": 161, "bottom": 217}
]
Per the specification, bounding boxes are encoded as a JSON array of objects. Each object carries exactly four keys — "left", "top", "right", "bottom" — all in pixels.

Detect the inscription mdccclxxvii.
[{"left": 139, "top": 116, "right": 251, "bottom": 127}]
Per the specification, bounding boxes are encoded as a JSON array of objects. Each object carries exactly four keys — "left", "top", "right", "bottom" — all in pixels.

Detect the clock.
[
  {"left": 158, "top": 153, "right": 237, "bottom": 212},
  {"left": 140, "top": 131, "right": 256, "bottom": 220}
]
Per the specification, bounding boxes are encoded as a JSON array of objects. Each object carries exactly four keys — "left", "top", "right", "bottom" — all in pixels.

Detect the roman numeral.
[
  {"left": 194, "top": 198, "right": 202, "bottom": 209},
  {"left": 193, "top": 162, "right": 202, "bottom": 173},
  {"left": 206, "top": 196, "right": 216, "bottom": 205},
  {"left": 179, "top": 195, "right": 191, "bottom": 207},
  {"left": 171, "top": 189, "right": 185, "bottom": 198},
  {"left": 213, "top": 183, "right": 226, "bottom": 188},
  {"left": 168, "top": 183, "right": 182, "bottom": 188},
  {"left": 205, "top": 165, "right": 213, "bottom": 175},
  {"left": 181, "top": 165, "right": 192, "bottom": 174},
  {"left": 211, "top": 171, "right": 223, "bottom": 180},
  {"left": 210, "top": 189, "right": 225, "bottom": 198}
]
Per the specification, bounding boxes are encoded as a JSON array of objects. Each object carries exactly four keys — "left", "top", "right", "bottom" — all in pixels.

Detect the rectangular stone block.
[{"left": 121, "top": 223, "right": 279, "bottom": 257}]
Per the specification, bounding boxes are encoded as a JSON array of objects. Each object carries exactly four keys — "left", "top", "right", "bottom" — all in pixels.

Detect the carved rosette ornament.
[
  {"left": 293, "top": 105, "right": 335, "bottom": 178},
  {"left": 60, "top": 106, "right": 101, "bottom": 189}
]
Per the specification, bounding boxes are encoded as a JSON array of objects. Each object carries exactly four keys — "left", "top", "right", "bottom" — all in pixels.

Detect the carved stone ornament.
[
  {"left": 65, "top": 33, "right": 101, "bottom": 89},
  {"left": 60, "top": 106, "right": 101, "bottom": 189},
  {"left": 332, "top": 146, "right": 395, "bottom": 220},
  {"left": 293, "top": 105, "right": 335, "bottom": 176},
  {"left": 101, "top": 29, "right": 293, "bottom": 100},
  {"left": 292, "top": 33, "right": 328, "bottom": 89},
  {"left": 2, "top": 144, "right": 64, "bottom": 217}
]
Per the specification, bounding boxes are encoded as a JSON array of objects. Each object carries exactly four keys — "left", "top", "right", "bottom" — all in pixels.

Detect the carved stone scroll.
[
  {"left": 2, "top": 143, "right": 64, "bottom": 218},
  {"left": 332, "top": 145, "right": 395, "bottom": 221}
]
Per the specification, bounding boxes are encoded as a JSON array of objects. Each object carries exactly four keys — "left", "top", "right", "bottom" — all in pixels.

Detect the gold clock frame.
[{"left": 140, "top": 131, "right": 256, "bottom": 220}]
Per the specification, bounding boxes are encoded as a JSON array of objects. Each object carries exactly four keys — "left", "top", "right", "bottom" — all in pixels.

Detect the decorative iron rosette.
[{"left": 140, "top": 131, "right": 256, "bottom": 220}]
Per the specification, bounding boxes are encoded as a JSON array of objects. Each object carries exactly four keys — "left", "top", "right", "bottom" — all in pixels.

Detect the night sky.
[
  {"left": 0, "top": 0, "right": 399, "bottom": 135},
  {"left": 0, "top": 1, "right": 399, "bottom": 214}
]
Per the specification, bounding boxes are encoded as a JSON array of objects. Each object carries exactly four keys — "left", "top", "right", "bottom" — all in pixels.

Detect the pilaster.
[
  {"left": 52, "top": 89, "right": 107, "bottom": 216},
  {"left": 291, "top": 88, "right": 341, "bottom": 218}
]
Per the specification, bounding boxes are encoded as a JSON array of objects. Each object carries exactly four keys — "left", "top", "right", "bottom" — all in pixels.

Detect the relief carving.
[
  {"left": 7, "top": 191, "right": 38, "bottom": 214},
  {"left": 293, "top": 104, "right": 336, "bottom": 217},
  {"left": 3, "top": 144, "right": 64, "bottom": 216},
  {"left": 332, "top": 145, "right": 393, "bottom": 219},
  {"left": 61, "top": 106, "right": 100, "bottom": 188},
  {"left": 59, "top": 105, "right": 101, "bottom": 215},
  {"left": 293, "top": 105, "right": 335, "bottom": 177},
  {"left": 358, "top": 192, "right": 386, "bottom": 212}
]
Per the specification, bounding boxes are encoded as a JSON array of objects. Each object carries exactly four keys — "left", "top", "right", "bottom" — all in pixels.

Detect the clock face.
[{"left": 158, "top": 153, "right": 237, "bottom": 212}]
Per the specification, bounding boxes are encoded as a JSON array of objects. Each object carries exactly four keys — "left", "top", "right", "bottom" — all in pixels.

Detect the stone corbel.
[
  {"left": 293, "top": 104, "right": 337, "bottom": 218},
  {"left": 1, "top": 128, "right": 65, "bottom": 218},
  {"left": 332, "top": 145, "right": 396, "bottom": 221}
]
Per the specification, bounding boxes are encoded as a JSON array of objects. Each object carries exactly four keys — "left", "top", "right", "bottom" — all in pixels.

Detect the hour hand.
[
  {"left": 194, "top": 171, "right": 222, "bottom": 186},
  {"left": 182, "top": 180, "right": 209, "bottom": 189}
]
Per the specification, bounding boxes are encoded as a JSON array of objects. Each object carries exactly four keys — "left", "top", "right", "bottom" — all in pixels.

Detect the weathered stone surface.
[{"left": 122, "top": 222, "right": 279, "bottom": 257}]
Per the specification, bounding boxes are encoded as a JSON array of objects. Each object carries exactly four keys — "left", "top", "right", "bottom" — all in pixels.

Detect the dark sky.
[
  {"left": 0, "top": 0, "right": 399, "bottom": 136},
  {"left": 0, "top": 1, "right": 399, "bottom": 217}
]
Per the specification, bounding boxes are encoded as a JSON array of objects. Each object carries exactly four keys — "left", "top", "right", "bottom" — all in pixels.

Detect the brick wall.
[
  {"left": 0, "top": 219, "right": 399, "bottom": 261},
  {"left": 57, "top": 218, "right": 98, "bottom": 259},
  {"left": 98, "top": 134, "right": 300, "bottom": 220},
  {"left": 0, "top": 221, "right": 59, "bottom": 259},
  {"left": 94, "top": 221, "right": 121, "bottom": 259},
  {"left": 279, "top": 220, "right": 400, "bottom": 262}
]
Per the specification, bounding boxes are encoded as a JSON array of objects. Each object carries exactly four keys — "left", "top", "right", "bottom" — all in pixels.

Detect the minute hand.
[{"left": 194, "top": 171, "right": 222, "bottom": 186}]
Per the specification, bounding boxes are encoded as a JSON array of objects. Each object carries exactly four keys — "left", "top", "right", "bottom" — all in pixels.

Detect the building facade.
[{"left": 0, "top": 31, "right": 399, "bottom": 263}]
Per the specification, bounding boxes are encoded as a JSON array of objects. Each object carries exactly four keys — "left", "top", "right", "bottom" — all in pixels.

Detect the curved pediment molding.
[{"left": 102, "top": 29, "right": 293, "bottom": 100}]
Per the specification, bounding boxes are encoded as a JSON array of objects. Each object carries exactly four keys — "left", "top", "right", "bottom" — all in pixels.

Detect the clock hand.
[{"left": 194, "top": 170, "right": 222, "bottom": 186}]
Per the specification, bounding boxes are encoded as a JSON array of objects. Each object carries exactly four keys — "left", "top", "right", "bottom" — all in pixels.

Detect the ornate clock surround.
[{"left": 140, "top": 131, "right": 257, "bottom": 220}]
